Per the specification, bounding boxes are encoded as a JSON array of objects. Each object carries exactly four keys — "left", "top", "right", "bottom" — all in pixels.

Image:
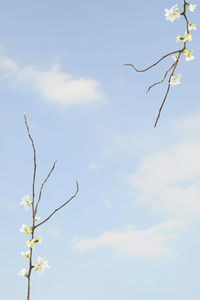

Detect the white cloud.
[
  {"left": 73, "top": 114, "right": 200, "bottom": 259},
  {"left": 0, "top": 55, "right": 103, "bottom": 105},
  {"left": 0, "top": 56, "right": 19, "bottom": 72},
  {"left": 73, "top": 219, "right": 185, "bottom": 258},
  {"left": 128, "top": 142, "right": 200, "bottom": 221},
  {"left": 172, "top": 114, "right": 200, "bottom": 140}
]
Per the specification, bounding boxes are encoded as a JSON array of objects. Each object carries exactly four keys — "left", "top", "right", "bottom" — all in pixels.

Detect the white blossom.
[
  {"left": 172, "top": 55, "right": 178, "bottom": 61},
  {"left": 21, "top": 251, "right": 30, "bottom": 258},
  {"left": 34, "top": 236, "right": 42, "bottom": 244},
  {"left": 177, "top": 32, "right": 192, "bottom": 43},
  {"left": 26, "top": 236, "right": 42, "bottom": 249},
  {"left": 26, "top": 239, "right": 35, "bottom": 249},
  {"left": 170, "top": 74, "right": 181, "bottom": 86},
  {"left": 189, "top": 23, "right": 197, "bottom": 30},
  {"left": 176, "top": 35, "right": 184, "bottom": 42},
  {"left": 184, "top": 32, "right": 192, "bottom": 42},
  {"left": 182, "top": 48, "right": 194, "bottom": 61},
  {"left": 34, "top": 257, "right": 50, "bottom": 275},
  {"left": 187, "top": 3, "right": 196, "bottom": 12},
  {"left": 20, "top": 224, "right": 32, "bottom": 237},
  {"left": 18, "top": 268, "right": 28, "bottom": 277},
  {"left": 35, "top": 216, "right": 41, "bottom": 222},
  {"left": 21, "top": 195, "right": 32, "bottom": 209},
  {"left": 20, "top": 224, "right": 28, "bottom": 235},
  {"left": 165, "top": 5, "right": 181, "bottom": 22}
]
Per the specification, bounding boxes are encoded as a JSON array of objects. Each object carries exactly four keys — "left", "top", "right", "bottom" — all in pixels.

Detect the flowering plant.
[
  {"left": 18, "top": 114, "right": 79, "bottom": 300},
  {"left": 125, "top": 0, "right": 196, "bottom": 127}
]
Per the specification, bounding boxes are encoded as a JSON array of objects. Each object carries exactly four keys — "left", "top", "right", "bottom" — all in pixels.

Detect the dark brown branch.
[
  {"left": 154, "top": 51, "right": 181, "bottom": 128},
  {"left": 124, "top": 50, "right": 180, "bottom": 73},
  {"left": 35, "top": 181, "right": 79, "bottom": 229},
  {"left": 34, "top": 160, "right": 57, "bottom": 216},
  {"left": 154, "top": 83, "right": 171, "bottom": 128},
  {"left": 24, "top": 114, "right": 37, "bottom": 218},
  {"left": 27, "top": 247, "right": 33, "bottom": 300},
  {"left": 146, "top": 62, "right": 175, "bottom": 94},
  {"left": 181, "top": 0, "right": 190, "bottom": 33}
]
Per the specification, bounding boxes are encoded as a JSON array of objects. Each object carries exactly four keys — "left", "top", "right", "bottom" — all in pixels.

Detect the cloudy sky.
[{"left": 0, "top": 0, "right": 200, "bottom": 299}]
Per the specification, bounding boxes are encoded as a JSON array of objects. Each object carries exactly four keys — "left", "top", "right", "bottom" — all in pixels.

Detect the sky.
[{"left": 0, "top": 0, "right": 200, "bottom": 299}]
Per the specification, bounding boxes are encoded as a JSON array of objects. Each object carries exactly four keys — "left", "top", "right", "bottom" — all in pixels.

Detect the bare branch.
[
  {"left": 154, "top": 52, "right": 181, "bottom": 128},
  {"left": 34, "top": 160, "right": 57, "bottom": 216},
  {"left": 181, "top": 0, "right": 190, "bottom": 33},
  {"left": 124, "top": 50, "right": 181, "bottom": 73},
  {"left": 146, "top": 63, "right": 175, "bottom": 94},
  {"left": 154, "top": 83, "right": 171, "bottom": 128},
  {"left": 35, "top": 181, "right": 79, "bottom": 229},
  {"left": 24, "top": 114, "right": 37, "bottom": 217}
]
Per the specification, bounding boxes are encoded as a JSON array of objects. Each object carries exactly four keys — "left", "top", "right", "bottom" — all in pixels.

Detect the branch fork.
[
  {"left": 125, "top": 0, "right": 194, "bottom": 127},
  {"left": 23, "top": 114, "right": 79, "bottom": 300}
]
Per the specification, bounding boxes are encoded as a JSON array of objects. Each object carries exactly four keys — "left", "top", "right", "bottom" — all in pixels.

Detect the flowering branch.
[
  {"left": 19, "top": 114, "right": 79, "bottom": 300},
  {"left": 125, "top": 0, "right": 196, "bottom": 127}
]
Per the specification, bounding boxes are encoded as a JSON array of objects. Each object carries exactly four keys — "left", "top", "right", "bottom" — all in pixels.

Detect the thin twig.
[
  {"left": 35, "top": 181, "right": 79, "bottom": 229},
  {"left": 154, "top": 51, "right": 181, "bottom": 128},
  {"left": 146, "top": 62, "right": 176, "bottom": 94},
  {"left": 154, "top": 83, "right": 171, "bottom": 128},
  {"left": 34, "top": 160, "right": 57, "bottom": 216},
  {"left": 24, "top": 114, "right": 37, "bottom": 217},
  {"left": 124, "top": 50, "right": 180, "bottom": 73},
  {"left": 181, "top": 0, "right": 190, "bottom": 33}
]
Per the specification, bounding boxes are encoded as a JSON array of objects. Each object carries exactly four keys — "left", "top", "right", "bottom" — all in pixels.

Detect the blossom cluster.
[
  {"left": 165, "top": 2, "right": 196, "bottom": 86},
  {"left": 176, "top": 32, "right": 192, "bottom": 43},
  {"left": 20, "top": 195, "right": 32, "bottom": 209},
  {"left": 20, "top": 224, "right": 32, "bottom": 237},
  {"left": 18, "top": 195, "right": 50, "bottom": 277},
  {"left": 26, "top": 236, "right": 42, "bottom": 249},
  {"left": 165, "top": 4, "right": 181, "bottom": 22},
  {"left": 34, "top": 257, "right": 50, "bottom": 275}
]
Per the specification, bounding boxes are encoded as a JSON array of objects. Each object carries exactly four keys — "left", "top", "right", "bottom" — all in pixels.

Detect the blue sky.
[{"left": 0, "top": 0, "right": 200, "bottom": 299}]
